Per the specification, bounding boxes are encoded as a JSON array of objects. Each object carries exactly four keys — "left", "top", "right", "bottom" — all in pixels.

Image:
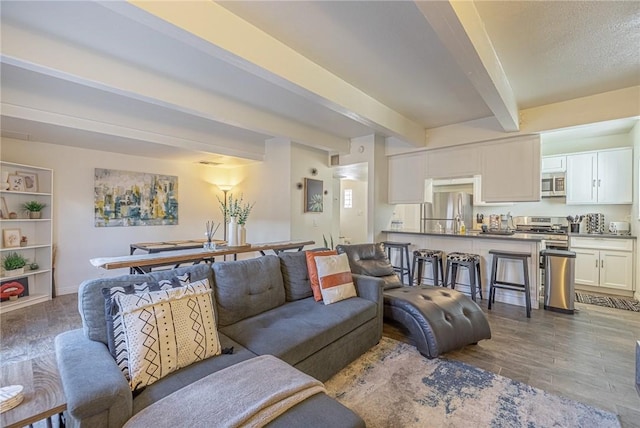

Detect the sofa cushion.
[
  {"left": 305, "top": 250, "right": 337, "bottom": 301},
  {"left": 102, "top": 274, "right": 191, "bottom": 380},
  {"left": 132, "top": 333, "right": 257, "bottom": 414},
  {"left": 315, "top": 253, "right": 356, "bottom": 305},
  {"left": 336, "top": 243, "right": 403, "bottom": 290},
  {"left": 79, "top": 264, "right": 213, "bottom": 345},
  {"left": 117, "top": 279, "right": 221, "bottom": 391},
  {"left": 279, "top": 251, "right": 314, "bottom": 301},
  {"left": 212, "top": 255, "right": 285, "bottom": 327},
  {"left": 220, "top": 296, "right": 376, "bottom": 367}
]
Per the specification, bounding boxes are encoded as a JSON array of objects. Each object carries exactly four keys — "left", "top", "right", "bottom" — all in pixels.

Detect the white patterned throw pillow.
[
  {"left": 314, "top": 253, "right": 357, "bottom": 305},
  {"left": 115, "top": 279, "right": 221, "bottom": 391}
]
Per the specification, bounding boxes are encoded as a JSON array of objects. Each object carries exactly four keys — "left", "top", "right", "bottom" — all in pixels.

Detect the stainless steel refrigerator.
[{"left": 420, "top": 192, "right": 472, "bottom": 233}]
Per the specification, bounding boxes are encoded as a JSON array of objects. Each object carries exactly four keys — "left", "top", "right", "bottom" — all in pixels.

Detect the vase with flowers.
[{"left": 218, "top": 193, "right": 255, "bottom": 246}]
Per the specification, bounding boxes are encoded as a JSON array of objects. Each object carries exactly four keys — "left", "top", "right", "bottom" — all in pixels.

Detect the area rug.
[
  {"left": 575, "top": 292, "right": 640, "bottom": 312},
  {"left": 325, "top": 338, "right": 620, "bottom": 427}
]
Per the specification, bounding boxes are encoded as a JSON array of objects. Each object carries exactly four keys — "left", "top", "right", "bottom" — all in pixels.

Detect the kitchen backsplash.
[{"left": 394, "top": 198, "right": 633, "bottom": 233}]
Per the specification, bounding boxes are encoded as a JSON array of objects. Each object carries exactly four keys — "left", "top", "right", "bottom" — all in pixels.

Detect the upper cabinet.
[
  {"left": 480, "top": 136, "right": 541, "bottom": 202},
  {"left": 541, "top": 155, "right": 567, "bottom": 173},
  {"left": 566, "top": 147, "right": 632, "bottom": 205},
  {"left": 388, "top": 151, "right": 428, "bottom": 204},
  {"left": 425, "top": 145, "right": 480, "bottom": 179}
]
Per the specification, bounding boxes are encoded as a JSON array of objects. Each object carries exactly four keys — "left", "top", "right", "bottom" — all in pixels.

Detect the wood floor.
[{"left": 1, "top": 294, "right": 639, "bottom": 427}]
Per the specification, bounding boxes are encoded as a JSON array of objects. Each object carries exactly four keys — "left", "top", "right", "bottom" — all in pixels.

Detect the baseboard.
[
  {"left": 575, "top": 284, "right": 635, "bottom": 298},
  {"left": 55, "top": 285, "right": 78, "bottom": 296}
]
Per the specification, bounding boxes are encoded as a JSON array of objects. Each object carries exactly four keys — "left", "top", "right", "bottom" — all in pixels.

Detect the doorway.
[{"left": 333, "top": 163, "right": 368, "bottom": 245}]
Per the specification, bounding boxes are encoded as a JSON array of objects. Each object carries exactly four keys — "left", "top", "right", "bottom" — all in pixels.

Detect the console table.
[
  {"left": 130, "top": 239, "right": 226, "bottom": 255},
  {"left": 91, "top": 240, "right": 315, "bottom": 273}
]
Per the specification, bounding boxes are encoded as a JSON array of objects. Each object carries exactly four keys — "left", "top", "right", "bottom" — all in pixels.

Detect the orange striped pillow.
[
  {"left": 306, "top": 249, "right": 337, "bottom": 301},
  {"left": 314, "top": 253, "right": 356, "bottom": 305}
]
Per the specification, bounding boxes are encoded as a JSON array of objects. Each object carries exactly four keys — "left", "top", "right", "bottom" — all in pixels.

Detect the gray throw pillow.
[{"left": 279, "top": 251, "right": 314, "bottom": 301}]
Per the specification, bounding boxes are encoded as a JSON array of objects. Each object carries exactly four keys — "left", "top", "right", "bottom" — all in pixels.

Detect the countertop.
[
  {"left": 383, "top": 229, "right": 636, "bottom": 242},
  {"left": 382, "top": 229, "right": 545, "bottom": 242},
  {"left": 569, "top": 233, "right": 636, "bottom": 240}
]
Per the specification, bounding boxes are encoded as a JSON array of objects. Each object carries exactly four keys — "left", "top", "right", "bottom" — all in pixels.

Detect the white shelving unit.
[{"left": 0, "top": 161, "right": 53, "bottom": 313}]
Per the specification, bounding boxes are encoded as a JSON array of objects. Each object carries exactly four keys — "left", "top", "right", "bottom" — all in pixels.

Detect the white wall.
[
  {"left": 1, "top": 137, "right": 336, "bottom": 295},
  {"left": 1, "top": 138, "right": 229, "bottom": 294}
]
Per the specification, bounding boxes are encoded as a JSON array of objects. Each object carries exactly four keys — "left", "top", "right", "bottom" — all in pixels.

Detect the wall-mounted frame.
[
  {"left": 16, "top": 171, "right": 38, "bottom": 193},
  {"left": 304, "top": 178, "right": 323, "bottom": 213},
  {"left": 94, "top": 168, "right": 179, "bottom": 227},
  {"left": 2, "top": 228, "right": 21, "bottom": 248}
]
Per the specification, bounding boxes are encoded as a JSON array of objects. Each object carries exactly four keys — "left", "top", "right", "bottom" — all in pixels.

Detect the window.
[{"left": 343, "top": 189, "right": 353, "bottom": 208}]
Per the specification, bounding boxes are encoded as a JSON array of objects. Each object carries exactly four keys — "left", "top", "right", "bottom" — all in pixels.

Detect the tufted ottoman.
[{"left": 384, "top": 285, "right": 492, "bottom": 358}]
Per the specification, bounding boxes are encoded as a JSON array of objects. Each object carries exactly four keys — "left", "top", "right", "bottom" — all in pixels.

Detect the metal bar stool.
[
  {"left": 444, "top": 252, "right": 483, "bottom": 301},
  {"left": 412, "top": 249, "right": 445, "bottom": 286},
  {"left": 487, "top": 250, "right": 532, "bottom": 318},
  {"left": 382, "top": 241, "right": 412, "bottom": 285}
]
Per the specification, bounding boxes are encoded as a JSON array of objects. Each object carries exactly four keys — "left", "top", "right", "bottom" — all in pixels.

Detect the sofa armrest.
[
  {"left": 55, "top": 329, "right": 132, "bottom": 428},
  {"left": 352, "top": 274, "right": 384, "bottom": 337}
]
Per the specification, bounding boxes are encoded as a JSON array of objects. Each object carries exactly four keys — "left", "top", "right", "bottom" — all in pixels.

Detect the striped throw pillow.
[{"left": 314, "top": 253, "right": 356, "bottom": 305}]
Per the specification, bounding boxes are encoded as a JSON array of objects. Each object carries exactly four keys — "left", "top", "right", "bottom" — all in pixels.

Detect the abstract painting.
[
  {"left": 94, "top": 168, "right": 178, "bottom": 227},
  {"left": 304, "top": 178, "right": 323, "bottom": 213}
]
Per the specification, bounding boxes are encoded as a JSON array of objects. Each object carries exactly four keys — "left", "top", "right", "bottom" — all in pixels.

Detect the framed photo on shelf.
[
  {"left": 0, "top": 276, "right": 29, "bottom": 302},
  {"left": 2, "top": 228, "right": 21, "bottom": 248},
  {"left": 0, "top": 197, "right": 8, "bottom": 219},
  {"left": 16, "top": 171, "right": 38, "bottom": 192},
  {"left": 7, "top": 174, "right": 25, "bottom": 192}
]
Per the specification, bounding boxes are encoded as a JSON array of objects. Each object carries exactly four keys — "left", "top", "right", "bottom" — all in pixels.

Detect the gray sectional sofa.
[{"left": 55, "top": 252, "right": 383, "bottom": 427}]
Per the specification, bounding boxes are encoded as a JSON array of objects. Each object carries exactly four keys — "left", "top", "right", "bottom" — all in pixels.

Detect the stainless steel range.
[{"left": 513, "top": 216, "right": 569, "bottom": 250}]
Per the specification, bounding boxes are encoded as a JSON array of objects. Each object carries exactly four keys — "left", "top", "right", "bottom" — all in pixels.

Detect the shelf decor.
[
  {"left": 2, "top": 229, "right": 21, "bottom": 248},
  {"left": 0, "top": 277, "right": 29, "bottom": 301},
  {"left": 94, "top": 168, "right": 179, "bottom": 227}
]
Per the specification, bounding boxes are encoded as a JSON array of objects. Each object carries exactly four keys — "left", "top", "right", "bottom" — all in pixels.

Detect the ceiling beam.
[
  {"left": 114, "top": 1, "right": 426, "bottom": 147},
  {"left": 415, "top": 1, "right": 520, "bottom": 132}
]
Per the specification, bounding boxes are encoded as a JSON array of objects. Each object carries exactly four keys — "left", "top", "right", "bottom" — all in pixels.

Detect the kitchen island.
[{"left": 383, "top": 229, "right": 544, "bottom": 310}]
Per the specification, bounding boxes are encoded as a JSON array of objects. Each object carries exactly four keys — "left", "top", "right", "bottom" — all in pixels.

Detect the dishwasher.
[{"left": 540, "top": 249, "right": 576, "bottom": 314}]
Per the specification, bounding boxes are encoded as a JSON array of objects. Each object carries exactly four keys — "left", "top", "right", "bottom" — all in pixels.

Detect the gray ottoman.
[{"left": 384, "top": 285, "right": 492, "bottom": 358}]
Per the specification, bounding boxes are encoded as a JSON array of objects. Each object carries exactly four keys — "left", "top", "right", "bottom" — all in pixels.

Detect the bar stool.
[
  {"left": 487, "top": 250, "right": 532, "bottom": 318},
  {"left": 412, "top": 249, "right": 445, "bottom": 286},
  {"left": 444, "top": 252, "right": 483, "bottom": 302},
  {"left": 382, "top": 241, "right": 412, "bottom": 285}
]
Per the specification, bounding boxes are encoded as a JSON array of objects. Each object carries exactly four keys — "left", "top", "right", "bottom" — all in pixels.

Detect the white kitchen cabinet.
[
  {"left": 480, "top": 136, "right": 541, "bottom": 202},
  {"left": 541, "top": 155, "right": 566, "bottom": 173},
  {"left": 425, "top": 145, "right": 480, "bottom": 179},
  {"left": 566, "top": 147, "right": 632, "bottom": 205},
  {"left": 388, "top": 151, "right": 428, "bottom": 204},
  {"left": 0, "top": 161, "right": 53, "bottom": 313},
  {"left": 571, "top": 237, "right": 634, "bottom": 292}
]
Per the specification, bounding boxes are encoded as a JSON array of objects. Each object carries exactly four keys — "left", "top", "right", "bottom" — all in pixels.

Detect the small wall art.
[
  {"left": 304, "top": 178, "right": 323, "bottom": 213},
  {"left": 16, "top": 171, "right": 38, "bottom": 192},
  {"left": 2, "top": 229, "right": 21, "bottom": 248},
  {"left": 0, "top": 276, "right": 29, "bottom": 301},
  {"left": 7, "top": 175, "right": 25, "bottom": 192},
  {"left": 94, "top": 168, "right": 179, "bottom": 227}
]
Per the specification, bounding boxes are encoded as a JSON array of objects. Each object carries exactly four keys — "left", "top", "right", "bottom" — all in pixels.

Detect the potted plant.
[
  {"left": 2, "top": 252, "right": 28, "bottom": 276},
  {"left": 22, "top": 201, "right": 47, "bottom": 219}
]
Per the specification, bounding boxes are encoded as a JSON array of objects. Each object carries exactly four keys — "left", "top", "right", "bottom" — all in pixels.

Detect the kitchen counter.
[
  {"left": 569, "top": 233, "right": 636, "bottom": 240},
  {"left": 382, "top": 229, "right": 545, "bottom": 242},
  {"left": 384, "top": 229, "right": 542, "bottom": 310}
]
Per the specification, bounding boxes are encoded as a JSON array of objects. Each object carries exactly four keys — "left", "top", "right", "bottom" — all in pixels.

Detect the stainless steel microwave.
[{"left": 541, "top": 173, "right": 566, "bottom": 197}]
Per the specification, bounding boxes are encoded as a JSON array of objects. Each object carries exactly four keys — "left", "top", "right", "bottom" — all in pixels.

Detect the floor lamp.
[{"left": 217, "top": 184, "right": 233, "bottom": 242}]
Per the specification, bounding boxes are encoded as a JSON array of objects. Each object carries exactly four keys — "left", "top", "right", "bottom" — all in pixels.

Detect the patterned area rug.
[
  {"left": 326, "top": 338, "right": 620, "bottom": 427},
  {"left": 575, "top": 292, "right": 640, "bottom": 312}
]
